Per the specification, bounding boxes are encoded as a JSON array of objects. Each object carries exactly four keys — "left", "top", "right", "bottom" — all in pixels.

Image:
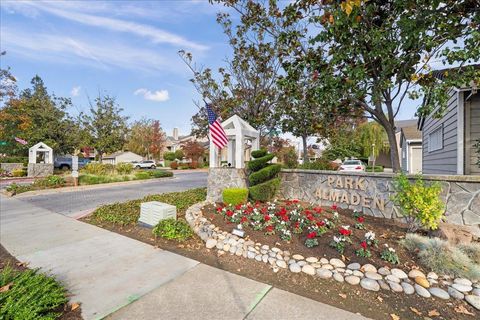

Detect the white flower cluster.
[
  {"left": 333, "top": 236, "right": 346, "bottom": 243},
  {"left": 384, "top": 243, "right": 396, "bottom": 252},
  {"left": 342, "top": 225, "right": 350, "bottom": 230},
  {"left": 365, "top": 231, "right": 375, "bottom": 241}
]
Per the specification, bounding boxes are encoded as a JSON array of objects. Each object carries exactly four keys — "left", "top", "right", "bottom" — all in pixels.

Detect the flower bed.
[{"left": 186, "top": 200, "right": 480, "bottom": 311}]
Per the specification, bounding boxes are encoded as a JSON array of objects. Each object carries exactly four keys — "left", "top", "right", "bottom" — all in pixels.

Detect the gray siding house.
[
  {"left": 419, "top": 86, "right": 480, "bottom": 175},
  {"left": 400, "top": 126, "right": 422, "bottom": 174}
]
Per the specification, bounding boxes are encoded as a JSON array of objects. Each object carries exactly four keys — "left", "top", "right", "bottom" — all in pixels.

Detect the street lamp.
[{"left": 371, "top": 143, "right": 376, "bottom": 173}]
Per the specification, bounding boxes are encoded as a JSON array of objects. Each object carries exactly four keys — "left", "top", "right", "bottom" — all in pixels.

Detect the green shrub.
[
  {"left": 11, "top": 168, "right": 27, "bottom": 177},
  {"left": 163, "top": 152, "right": 176, "bottom": 161},
  {"left": 170, "top": 161, "right": 178, "bottom": 170},
  {"left": 247, "top": 154, "right": 275, "bottom": 172},
  {"left": 401, "top": 234, "right": 480, "bottom": 280},
  {"left": 79, "top": 174, "right": 123, "bottom": 185},
  {"left": 34, "top": 175, "right": 66, "bottom": 188},
  {"left": 222, "top": 188, "right": 249, "bottom": 205},
  {"left": 249, "top": 164, "right": 282, "bottom": 185},
  {"left": 458, "top": 242, "right": 480, "bottom": 265},
  {"left": 0, "top": 156, "right": 28, "bottom": 165},
  {"left": 116, "top": 162, "right": 134, "bottom": 174},
  {"left": 83, "top": 163, "right": 107, "bottom": 175},
  {"left": 134, "top": 171, "right": 151, "bottom": 180},
  {"left": 152, "top": 218, "right": 193, "bottom": 241},
  {"left": 0, "top": 265, "right": 67, "bottom": 319},
  {"left": 251, "top": 149, "right": 267, "bottom": 158},
  {"left": 391, "top": 173, "right": 444, "bottom": 232},
  {"left": 365, "top": 165, "right": 384, "bottom": 172},
  {"left": 248, "top": 178, "right": 280, "bottom": 202},
  {"left": 282, "top": 148, "right": 298, "bottom": 168},
  {"left": 6, "top": 183, "right": 32, "bottom": 194},
  {"left": 150, "top": 170, "right": 173, "bottom": 178},
  {"left": 90, "top": 188, "right": 207, "bottom": 226}
]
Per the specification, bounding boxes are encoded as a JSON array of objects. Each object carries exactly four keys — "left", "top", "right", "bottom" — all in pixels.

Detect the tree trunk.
[
  {"left": 384, "top": 124, "right": 401, "bottom": 172},
  {"left": 302, "top": 135, "right": 309, "bottom": 164}
]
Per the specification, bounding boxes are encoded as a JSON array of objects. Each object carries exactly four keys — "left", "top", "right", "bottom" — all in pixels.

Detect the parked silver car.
[
  {"left": 131, "top": 160, "right": 156, "bottom": 169},
  {"left": 338, "top": 159, "right": 366, "bottom": 172}
]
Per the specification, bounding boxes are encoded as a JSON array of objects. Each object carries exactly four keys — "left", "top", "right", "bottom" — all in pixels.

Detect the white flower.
[
  {"left": 365, "top": 231, "right": 375, "bottom": 240},
  {"left": 333, "top": 236, "right": 342, "bottom": 243},
  {"left": 384, "top": 243, "right": 389, "bottom": 247},
  {"left": 342, "top": 225, "right": 350, "bottom": 230},
  {"left": 389, "top": 247, "right": 396, "bottom": 253},
  {"left": 333, "top": 212, "right": 339, "bottom": 218}
]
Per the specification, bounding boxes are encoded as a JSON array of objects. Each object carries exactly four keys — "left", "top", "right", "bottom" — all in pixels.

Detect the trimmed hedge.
[
  {"left": 366, "top": 165, "right": 384, "bottom": 172},
  {"left": 222, "top": 188, "right": 248, "bottom": 205},
  {"left": 249, "top": 164, "right": 282, "bottom": 186},
  {"left": 248, "top": 178, "right": 280, "bottom": 202},
  {"left": 247, "top": 154, "right": 275, "bottom": 172},
  {"left": 251, "top": 149, "right": 267, "bottom": 158}
]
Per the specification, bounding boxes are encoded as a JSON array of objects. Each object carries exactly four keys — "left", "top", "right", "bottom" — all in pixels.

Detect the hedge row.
[{"left": 248, "top": 178, "right": 280, "bottom": 202}]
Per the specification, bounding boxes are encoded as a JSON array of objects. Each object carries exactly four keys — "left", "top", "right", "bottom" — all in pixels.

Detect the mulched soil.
[
  {"left": 82, "top": 210, "right": 479, "bottom": 320},
  {"left": 0, "top": 244, "right": 83, "bottom": 320}
]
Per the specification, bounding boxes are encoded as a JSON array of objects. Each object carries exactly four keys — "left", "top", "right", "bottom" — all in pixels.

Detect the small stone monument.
[
  {"left": 28, "top": 142, "right": 54, "bottom": 177},
  {"left": 138, "top": 201, "right": 177, "bottom": 228}
]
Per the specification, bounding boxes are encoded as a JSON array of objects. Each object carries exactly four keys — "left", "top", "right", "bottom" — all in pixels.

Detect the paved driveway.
[{"left": 12, "top": 171, "right": 207, "bottom": 216}]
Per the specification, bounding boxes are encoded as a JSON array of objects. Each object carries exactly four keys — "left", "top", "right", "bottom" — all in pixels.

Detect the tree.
[
  {"left": 125, "top": 119, "right": 166, "bottom": 160},
  {"left": 83, "top": 95, "right": 128, "bottom": 160},
  {"left": 0, "top": 75, "right": 81, "bottom": 156},
  {"left": 355, "top": 122, "right": 389, "bottom": 158},
  {"left": 181, "top": 140, "right": 205, "bottom": 163},
  {"left": 0, "top": 51, "right": 17, "bottom": 103},
  {"left": 216, "top": 0, "right": 480, "bottom": 171}
]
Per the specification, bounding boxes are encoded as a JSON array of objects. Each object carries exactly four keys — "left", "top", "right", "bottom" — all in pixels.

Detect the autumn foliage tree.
[
  {"left": 125, "top": 119, "right": 166, "bottom": 160},
  {"left": 181, "top": 140, "right": 205, "bottom": 164}
]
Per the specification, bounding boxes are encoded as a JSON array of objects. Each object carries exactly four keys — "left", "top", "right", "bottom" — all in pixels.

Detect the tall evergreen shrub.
[{"left": 248, "top": 149, "right": 281, "bottom": 201}]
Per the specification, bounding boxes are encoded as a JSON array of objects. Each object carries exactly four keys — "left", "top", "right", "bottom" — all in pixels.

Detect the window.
[{"left": 428, "top": 125, "right": 443, "bottom": 152}]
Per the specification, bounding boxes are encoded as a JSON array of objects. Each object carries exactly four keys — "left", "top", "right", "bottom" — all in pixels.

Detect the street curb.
[{"left": 12, "top": 176, "right": 177, "bottom": 198}]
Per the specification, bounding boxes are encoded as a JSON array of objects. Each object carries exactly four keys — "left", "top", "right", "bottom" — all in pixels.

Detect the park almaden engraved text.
[{"left": 315, "top": 176, "right": 386, "bottom": 211}]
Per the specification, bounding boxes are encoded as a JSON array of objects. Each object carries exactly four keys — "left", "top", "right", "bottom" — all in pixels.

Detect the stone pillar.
[
  {"left": 28, "top": 163, "right": 54, "bottom": 177},
  {"left": 207, "top": 168, "right": 248, "bottom": 202}
]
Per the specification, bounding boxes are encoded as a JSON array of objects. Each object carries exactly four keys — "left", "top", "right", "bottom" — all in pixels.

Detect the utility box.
[{"left": 138, "top": 201, "right": 177, "bottom": 228}]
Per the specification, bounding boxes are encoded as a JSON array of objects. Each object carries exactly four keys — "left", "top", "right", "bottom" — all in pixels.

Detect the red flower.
[
  {"left": 331, "top": 204, "right": 338, "bottom": 211},
  {"left": 360, "top": 241, "right": 367, "bottom": 249},
  {"left": 261, "top": 207, "right": 268, "bottom": 214},
  {"left": 295, "top": 222, "right": 300, "bottom": 228},
  {"left": 316, "top": 220, "right": 325, "bottom": 227},
  {"left": 314, "top": 207, "right": 323, "bottom": 213},
  {"left": 285, "top": 200, "right": 292, "bottom": 206},
  {"left": 226, "top": 210, "right": 234, "bottom": 217},
  {"left": 265, "top": 225, "right": 274, "bottom": 232},
  {"left": 278, "top": 207, "right": 287, "bottom": 216},
  {"left": 264, "top": 215, "right": 271, "bottom": 221},
  {"left": 241, "top": 216, "right": 248, "bottom": 223},
  {"left": 235, "top": 204, "right": 242, "bottom": 210},
  {"left": 307, "top": 231, "right": 317, "bottom": 239},
  {"left": 216, "top": 207, "right": 223, "bottom": 213},
  {"left": 357, "top": 216, "right": 365, "bottom": 223},
  {"left": 304, "top": 209, "right": 312, "bottom": 216},
  {"left": 292, "top": 199, "right": 299, "bottom": 203},
  {"left": 339, "top": 228, "right": 352, "bottom": 236},
  {"left": 281, "top": 215, "right": 289, "bottom": 222},
  {"left": 306, "top": 214, "right": 314, "bottom": 221}
]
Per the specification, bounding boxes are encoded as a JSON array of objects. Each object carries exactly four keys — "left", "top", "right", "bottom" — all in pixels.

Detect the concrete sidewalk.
[{"left": 0, "top": 195, "right": 367, "bottom": 320}]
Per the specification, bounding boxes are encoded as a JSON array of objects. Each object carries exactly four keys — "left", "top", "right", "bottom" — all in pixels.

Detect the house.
[
  {"left": 400, "top": 125, "right": 422, "bottom": 174},
  {"left": 419, "top": 66, "right": 480, "bottom": 175},
  {"left": 165, "top": 128, "right": 208, "bottom": 154},
  {"left": 102, "top": 151, "right": 143, "bottom": 165}
]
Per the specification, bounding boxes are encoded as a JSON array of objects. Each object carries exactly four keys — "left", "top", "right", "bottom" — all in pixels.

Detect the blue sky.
[{"left": 0, "top": 0, "right": 419, "bottom": 139}]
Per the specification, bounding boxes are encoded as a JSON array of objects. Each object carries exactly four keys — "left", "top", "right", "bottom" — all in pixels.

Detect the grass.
[
  {"left": 0, "top": 264, "right": 68, "bottom": 320},
  {"left": 401, "top": 233, "right": 480, "bottom": 280},
  {"left": 90, "top": 187, "right": 207, "bottom": 226}
]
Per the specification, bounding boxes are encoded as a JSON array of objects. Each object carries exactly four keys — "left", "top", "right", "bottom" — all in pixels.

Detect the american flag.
[
  {"left": 206, "top": 104, "right": 228, "bottom": 149},
  {"left": 14, "top": 137, "right": 28, "bottom": 145}
]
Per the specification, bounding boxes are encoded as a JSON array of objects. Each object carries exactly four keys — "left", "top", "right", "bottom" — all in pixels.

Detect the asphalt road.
[{"left": 10, "top": 171, "right": 207, "bottom": 217}]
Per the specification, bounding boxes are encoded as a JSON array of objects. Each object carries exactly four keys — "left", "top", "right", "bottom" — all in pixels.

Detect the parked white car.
[
  {"left": 338, "top": 159, "right": 366, "bottom": 172},
  {"left": 131, "top": 160, "right": 156, "bottom": 169}
]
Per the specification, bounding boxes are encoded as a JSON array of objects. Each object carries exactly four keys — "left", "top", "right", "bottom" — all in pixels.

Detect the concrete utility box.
[{"left": 138, "top": 201, "right": 177, "bottom": 228}]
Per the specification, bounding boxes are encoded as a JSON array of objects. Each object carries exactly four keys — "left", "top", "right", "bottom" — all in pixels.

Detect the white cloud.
[
  {"left": 134, "top": 88, "right": 170, "bottom": 102},
  {"left": 3, "top": 1, "right": 209, "bottom": 51},
  {"left": 70, "top": 86, "right": 81, "bottom": 97}
]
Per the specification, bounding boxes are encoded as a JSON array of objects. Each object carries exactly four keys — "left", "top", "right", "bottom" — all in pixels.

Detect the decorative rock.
[
  {"left": 415, "top": 276, "right": 430, "bottom": 288},
  {"left": 306, "top": 257, "right": 318, "bottom": 263},
  {"left": 255, "top": 254, "right": 262, "bottom": 262},
  {"left": 333, "top": 273, "right": 344, "bottom": 283},
  {"left": 428, "top": 279, "right": 438, "bottom": 286},
  {"left": 448, "top": 287, "right": 465, "bottom": 300},
  {"left": 429, "top": 288, "right": 450, "bottom": 300},
  {"left": 205, "top": 239, "right": 217, "bottom": 249},
  {"left": 262, "top": 255, "right": 268, "bottom": 263},
  {"left": 235, "top": 248, "right": 243, "bottom": 256},
  {"left": 311, "top": 263, "right": 322, "bottom": 268},
  {"left": 335, "top": 268, "right": 346, "bottom": 273},
  {"left": 385, "top": 275, "right": 400, "bottom": 283},
  {"left": 378, "top": 267, "right": 391, "bottom": 276},
  {"left": 223, "top": 244, "right": 231, "bottom": 252},
  {"left": 288, "top": 259, "right": 296, "bottom": 265},
  {"left": 345, "top": 269, "right": 353, "bottom": 275},
  {"left": 276, "top": 253, "right": 283, "bottom": 260},
  {"left": 345, "top": 275, "right": 361, "bottom": 285},
  {"left": 360, "top": 278, "right": 380, "bottom": 291},
  {"left": 414, "top": 284, "right": 431, "bottom": 298},
  {"left": 260, "top": 249, "right": 268, "bottom": 255},
  {"left": 293, "top": 254, "right": 304, "bottom": 260},
  {"left": 454, "top": 278, "right": 473, "bottom": 287},
  {"left": 330, "top": 258, "right": 346, "bottom": 268},
  {"left": 271, "top": 247, "right": 281, "bottom": 253},
  {"left": 289, "top": 263, "right": 301, "bottom": 273},
  {"left": 322, "top": 264, "right": 334, "bottom": 270},
  {"left": 268, "top": 251, "right": 276, "bottom": 258},
  {"left": 320, "top": 258, "right": 329, "bottom": 264},
  {"left": 268, "top": 257, "right": 276, "bottom": 265},
  {"left": 361, "top": 264, "right": 377, "bottom": 273},
  {"left": 298, "top": 261, "right": 307, "bottom": 267},
  {"left": 347, "top": 262, "right": 361, "bottom": 270},
  {"left": 451, "top": 283, "right": 472, "bottom": 293},
  {"left": 247, "top": 251, "right": 255, "bottom": 259},
  {"left": 276, "top": 260, "right": 287, "bottom": 269},
  {"left": 427, "top": 272, "right": 438, "bottom": 280},
  {"left": 388, "top": 281, "right": 403, "bottom": 292},
  {"left": 365, "top": 272, "right": 383, "bottom": 280},
  {"left": 391, "top": 268, "right": 408, "bottom": 279},
  {"left": 401, "top": 282, "right": 415, "bottom": 295},
  {"left": 216, "top": 242, "right": 224, "bottom": 250},
  {"left": 353, "top": 270, "right": 364, "bottom": 277},
  {"left": 408, "top": 270, "right": 426, "bottom": 279},
  {"left": 465, "top": 295, "right": 480, "bottom": 311},
  {"left": 472, "top": 288, "right": 480, "bottom": 297},
  {"left": 378, "top": 280, "right": 390, "bottom": 291},
  {"left": 302, "top": 265, "right": 316, "bottom": 276},
  {"left": 261, "top": 244, "right": 269, "bottom": 250},
  {"left": 229, "top": 246, "right": 237, "bottom": 254},
  {"left": 317, "top": 269, "right": 333, "bottom": 279}
]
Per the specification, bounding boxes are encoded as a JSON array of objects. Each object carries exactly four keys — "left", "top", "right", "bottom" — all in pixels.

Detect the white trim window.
[{"left": 428, "top": 125, "right": 443, "bottom": 152}]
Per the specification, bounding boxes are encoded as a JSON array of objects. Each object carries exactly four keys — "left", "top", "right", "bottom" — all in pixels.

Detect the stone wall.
[
  {"left": 27, "top": 163, "right": 54, "bottom": 177},
  {"left": 0, "top": 163, "right": 24, "bottom": 173},
  {"left": 278, "top": 169, "right": 480, "bottom": 234},
  {"left": 207, "top": 168, "right": 248, "bottom": 202}
]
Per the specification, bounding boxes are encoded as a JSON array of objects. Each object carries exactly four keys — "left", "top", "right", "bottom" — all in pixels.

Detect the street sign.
[{"left": 72, "top": 156, "right": 79, "bottom": 171}]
